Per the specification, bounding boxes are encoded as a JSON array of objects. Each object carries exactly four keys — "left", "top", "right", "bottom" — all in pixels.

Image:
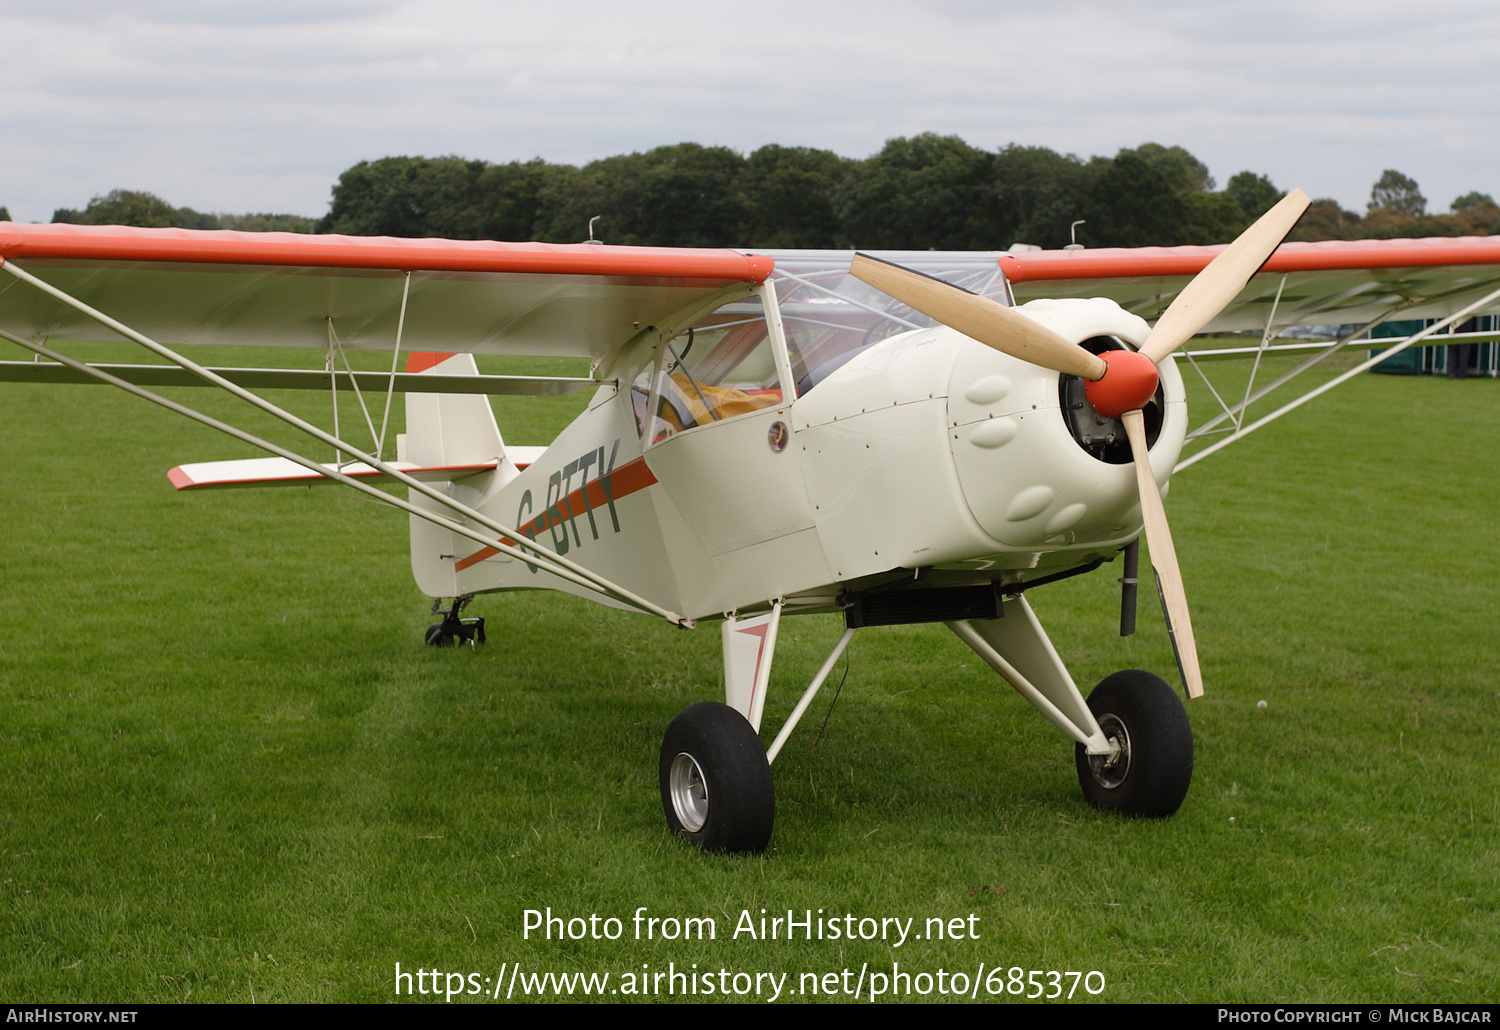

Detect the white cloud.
[{"left": 4, "top": 0, "right": 1498, "bottom": 222}]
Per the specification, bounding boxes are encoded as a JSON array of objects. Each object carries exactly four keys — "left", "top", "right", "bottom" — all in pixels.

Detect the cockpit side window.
[{"left": 633, "top": 293, "right": 784, "bottom": 445}]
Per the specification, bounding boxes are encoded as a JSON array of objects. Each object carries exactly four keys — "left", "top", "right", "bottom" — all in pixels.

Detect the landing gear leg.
[{"left": 425, "top": 594, "right": 486, "bottom": 648}]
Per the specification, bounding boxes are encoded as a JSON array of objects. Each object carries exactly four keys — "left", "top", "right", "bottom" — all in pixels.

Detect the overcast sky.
[{"left": 5, "top": 0, "right": 1498, "bottom": 229}]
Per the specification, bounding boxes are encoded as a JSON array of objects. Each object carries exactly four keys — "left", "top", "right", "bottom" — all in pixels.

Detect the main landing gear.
[
  {"left": 425, "top": 595, "right": 486, "bottom": 648},
  {"left": 659, "top": 702, "right": 775, "bottom": 853},
  {"left": 653, "top": 666, "right": 1193, "bottom": 854},
  {"left": 650, "top": 605, "right": 1194, "bottom": 854},
  {"left": 1075, "top": 670, "right": 1193, "bottom": 817}
]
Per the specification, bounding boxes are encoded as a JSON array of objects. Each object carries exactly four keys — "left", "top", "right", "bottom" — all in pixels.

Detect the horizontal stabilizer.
[{"left": 167, "top": 448, "right": 545, "bottom": 491}]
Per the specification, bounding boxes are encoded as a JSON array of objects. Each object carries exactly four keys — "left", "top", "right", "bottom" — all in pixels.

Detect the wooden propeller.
[
  {"left": 1140, "top": 189, "right": 1309, "bottom": 364},
  {"left": 849, "top": 189, "right": 1310, "bottom": 700},
  {"left": 848, "top": 254, "right": 1107, "bottom": 380}
]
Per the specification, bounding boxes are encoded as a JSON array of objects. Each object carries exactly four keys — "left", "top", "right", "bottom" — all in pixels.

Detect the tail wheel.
[
  {"left": 659, "top": 702, "right": 774, "bottom": 853},
  {"left": 1075, "top": 670, "right": 1193, "bottom": 817}
]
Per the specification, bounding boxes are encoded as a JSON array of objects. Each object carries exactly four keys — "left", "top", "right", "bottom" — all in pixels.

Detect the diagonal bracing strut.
[
  {"left": 0, "top": 258, "right": 692, "bottom": 627},
  {"left": 1176, "top": 283, "right": 1500, "bottom": 473}
]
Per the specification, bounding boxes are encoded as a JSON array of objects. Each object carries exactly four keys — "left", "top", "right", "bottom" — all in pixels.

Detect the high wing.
[
  {"left": 13, "top": 223, "right": 1496, "bottom": 361},
  {"left": 6, "top": 222, "right": 1497, "bottom": 482},
  {"left": 0, "top": 222, "right": 770, "bottom": 365},
  {"left": 1000, "top": 237, "right": 1500, "bottom": 329}
]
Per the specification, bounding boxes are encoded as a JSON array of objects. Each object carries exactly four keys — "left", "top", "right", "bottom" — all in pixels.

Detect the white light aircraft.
[{"left": 3, "top": 207, "right": 1498, "bottom": 852}]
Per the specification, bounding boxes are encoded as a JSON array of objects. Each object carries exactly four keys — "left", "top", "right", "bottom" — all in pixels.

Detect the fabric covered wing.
[
  {"left": 0, "top": 223, "right": 772, "bottom": 359},
  {"left": 1000, "top": 237, "right": 1500, "bottom": 330}
]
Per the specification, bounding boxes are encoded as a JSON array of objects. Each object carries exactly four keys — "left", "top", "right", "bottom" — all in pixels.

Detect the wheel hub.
[
  {"left": 1088, "top": 714, "right": 1132, "bottom": 789},
  {"left": 668, "top": 752, "right": 709, "bottom": 832}
]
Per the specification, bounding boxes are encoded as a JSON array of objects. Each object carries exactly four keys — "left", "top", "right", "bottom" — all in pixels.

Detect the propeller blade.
[
  {"left": 1122, "top": 408, "right": 1204, "bottom": 698},
  {"left": 1139, "top": 188, "right": 1311, "bottom": 365},
  {"left": 850, "top": 253, "right": 1107, "bottom": 380}
]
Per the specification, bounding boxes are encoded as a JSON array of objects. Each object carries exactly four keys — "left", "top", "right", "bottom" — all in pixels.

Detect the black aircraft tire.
[
  {"left": 659, "top": 702, "right": 774, "bottom": 853},
  {"left": 1075, "top": 670, "right": 1193, "bottom": 817},
  {"left": 425, "top": 624, "right": 454, "bottom": 647}
]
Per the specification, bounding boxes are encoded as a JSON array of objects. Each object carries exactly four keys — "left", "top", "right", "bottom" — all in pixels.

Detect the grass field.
[{"left": 1, "top": 343, "right": 1496, "bottom": 1003}]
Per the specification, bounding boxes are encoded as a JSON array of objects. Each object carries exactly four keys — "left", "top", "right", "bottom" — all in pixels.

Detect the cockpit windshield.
[
  {"left": 632, "top": 252, "right": 1012, "bottom": 444},
  {"left": 759, "top": 251, "right": 1012, "bottom": 395}
]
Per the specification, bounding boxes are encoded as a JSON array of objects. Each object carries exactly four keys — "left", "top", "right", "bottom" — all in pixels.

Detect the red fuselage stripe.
[{"left": 453, "top": 455, "right": 658, "bottom": 572}]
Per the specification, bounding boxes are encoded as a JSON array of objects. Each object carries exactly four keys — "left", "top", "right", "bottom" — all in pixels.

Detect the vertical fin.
[
  {"left": 401, "top": 352, "right": 509, "bottom": 598},
  {"left": 401, "top": 352, "right": 506, "bottom": 466}
]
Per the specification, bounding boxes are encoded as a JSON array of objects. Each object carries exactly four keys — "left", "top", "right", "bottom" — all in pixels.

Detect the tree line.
[
  {"left": 311, "top": 138, "right": 1293, "bottom": 249},
  {"left": 49, "top": 190, "right": 316, "bottom": 233},
  {"left": 21, "top": 136, "right": 1500, "bottom": 250}
]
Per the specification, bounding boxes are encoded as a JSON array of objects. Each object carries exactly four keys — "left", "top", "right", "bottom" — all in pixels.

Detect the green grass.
[{"left": 1, "top": 344, "right": 1496, "bottom": 1003}]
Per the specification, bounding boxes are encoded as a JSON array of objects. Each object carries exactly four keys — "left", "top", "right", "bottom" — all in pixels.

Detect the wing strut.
[
  {"left": 1175, "top": 282, "right": 1500, "bottom": 472},
  {"left": 377, "top": 269, "right": 411, "bottom": 461},
  {"left": 1182, "top": 311, "right": 1392, "bottom": 443},
  {"left": 0, "top": 259, "right": 692, "bottom": 628},
  {"left": 1181, "top": 309, "right": 1402, "bottom": 440}
]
